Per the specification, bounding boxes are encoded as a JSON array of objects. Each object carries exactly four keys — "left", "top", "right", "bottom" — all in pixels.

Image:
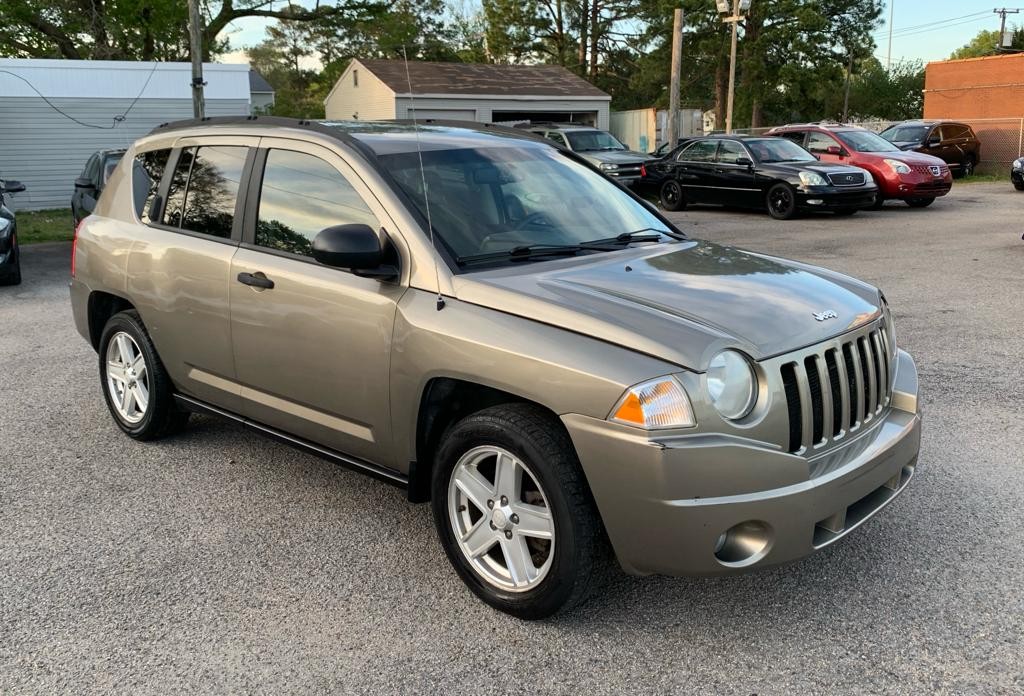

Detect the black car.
[
  {"left": 72, "top": 148, "right": 126, "bottom": 223},
  {"left": 1012, "top": 157, "right": 1023, "bottom": 191},
  {"left": 644, "top": 135, "right": 878, "bottom": 220},
  {"left": 0, "top": 178, "right": 26, "bottom": 286},
  {"left": 879, "top": 120, "right": 981, "bottom": 178}
]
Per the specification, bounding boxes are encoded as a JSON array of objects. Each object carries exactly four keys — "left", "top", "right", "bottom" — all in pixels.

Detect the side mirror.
[
  {"left": 3, "top": 180, "right": 26, "bottom": 194},
  {"left": 735, "top": 156, "right": 753, "bottom": 167},
  {"left": 826, "top": 145, "right": 843, "bottom": 156},
  {"left": 74, "top": 177, "right": 95, "bottom": 190},
  {"left": 312, "top": 224, "right": 398, "bottom": 279}
]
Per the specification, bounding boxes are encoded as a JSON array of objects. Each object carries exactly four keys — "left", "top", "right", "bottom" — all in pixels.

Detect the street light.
[{"left": 716, "top": 0, "right": 752, "bottom": 133}]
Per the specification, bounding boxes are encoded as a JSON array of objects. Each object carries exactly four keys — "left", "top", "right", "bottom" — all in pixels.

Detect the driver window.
[
  {"left": 807, "top": 132, "right": 836, "bottom": 154},
  {"left": 255, "top": 149, "right": 378, "bottom": 257}
]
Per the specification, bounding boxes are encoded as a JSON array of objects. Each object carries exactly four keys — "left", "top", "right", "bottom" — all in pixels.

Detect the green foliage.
[
  {"left": 950, "top": 26, "right": 1024, "bottom": 59},
  {"left": 843, "top": 57, "right": 923, "bottom": 120}
]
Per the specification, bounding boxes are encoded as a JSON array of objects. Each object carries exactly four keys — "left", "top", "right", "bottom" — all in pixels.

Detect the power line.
[
  {"left": 891, "top": 15, "right": 993, "bottom": 39},
  {"left": 0, "top": 61, "right": 159, "bottom": 129},
  {"left": 872, "top": 10, "right": 991, "bottom": 38}
]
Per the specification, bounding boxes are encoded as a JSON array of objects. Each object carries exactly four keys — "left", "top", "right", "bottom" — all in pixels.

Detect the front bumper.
[
  {"left": 796, "top": 188, "right": 877, "bottom": 211},
  {"left": 1011, "top": 169, "right": 1023, "bottom": 187},
  {"left": 880, "top": 171, "right": 952, "bottom": 199},
  {"left": 563, "top": 349, "right": 921, "bottom": 577}
]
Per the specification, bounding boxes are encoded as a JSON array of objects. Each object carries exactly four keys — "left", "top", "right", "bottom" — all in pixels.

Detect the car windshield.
[
  {"left": 377, "top": 144, "right": 672, "bottom": 263},
  {"left": 880, "top": 125, "right": 929, "bottom": 143},
  {"left": 565, "top": 130, "right": 626, "bottom": 152},
  {"left": 836, "top": 130, "right": 900, "bottom": 153},
  {"left": 746, "top": 138, "right": 816, "bottom": 163}
]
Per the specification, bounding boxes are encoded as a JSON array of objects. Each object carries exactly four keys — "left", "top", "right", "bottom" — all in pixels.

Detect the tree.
[
  {"left": 950, "top": 26, "right": 1024, "bottom": 59},
  {"left": 843, "top": 57, "right": 923, "bottom": 120}
]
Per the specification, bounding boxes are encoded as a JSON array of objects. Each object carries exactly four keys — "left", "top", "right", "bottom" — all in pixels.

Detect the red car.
[{"left": 767, "top": 123, "right": 952, "bottom": 208}]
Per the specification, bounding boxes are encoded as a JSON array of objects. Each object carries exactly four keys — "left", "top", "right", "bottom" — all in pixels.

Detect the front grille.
[
  {"left": 609, "top": 166, "right": 642, "bottom": 178},
  {"left": 780, "top": 323, "right": 893, "bottom": 454},
  {"left": 911, "top": 164, "right": 948, "bottom": 177},
  {"left": 827, "top": 172, "right": 865, "bottom": 186}
]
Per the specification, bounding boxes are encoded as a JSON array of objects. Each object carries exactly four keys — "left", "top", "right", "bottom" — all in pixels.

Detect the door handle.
[{"left": 237, "top": 271, "right": 274, "bottom": 290}]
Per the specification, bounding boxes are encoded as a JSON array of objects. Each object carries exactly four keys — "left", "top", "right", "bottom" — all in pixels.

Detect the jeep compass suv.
[
  {"left": 768, "top": 123, "right": 952, "bottom": 208},
  {"left": 70, "top": 116, "right": 921, "bottom": 618}
]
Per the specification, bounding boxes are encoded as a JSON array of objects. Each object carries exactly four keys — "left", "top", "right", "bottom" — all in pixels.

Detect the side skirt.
[{"left": 174, "top": 394, "right": 409, "bottom": 490}]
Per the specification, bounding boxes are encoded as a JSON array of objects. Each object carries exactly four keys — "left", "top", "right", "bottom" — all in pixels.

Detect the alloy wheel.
[
  {"left": 448, "top": 445, "right": 555, "bottom": 592},
  {"left": 769, "top": 186, "right": 794, "bottom": 216},
  {"left": 105, "top": 331, "right": 149, "bottom": 424}
]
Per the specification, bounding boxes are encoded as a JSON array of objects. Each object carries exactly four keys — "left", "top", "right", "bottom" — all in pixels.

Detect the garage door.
[{"left": 410, "top": 109, "right": 477, "bottom": 122}]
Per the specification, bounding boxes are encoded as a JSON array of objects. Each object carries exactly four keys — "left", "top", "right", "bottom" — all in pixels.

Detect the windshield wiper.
[
  {"left": 582, "top": 230, "right": 665, "bottom": 246},
  {"left": 457, "top": 243, "right": 617, "bottom": 266}
]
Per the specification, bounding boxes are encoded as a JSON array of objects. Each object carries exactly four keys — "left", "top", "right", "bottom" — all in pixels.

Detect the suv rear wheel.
[
  {"left": 960, "top": 155, "right": 976, "bottom": 178},
  {"left": 99, "top": 310, "right": 188, "bottom": 440},
  {"left": 431, "top": 403, "right": 608, "bottom": 619}
]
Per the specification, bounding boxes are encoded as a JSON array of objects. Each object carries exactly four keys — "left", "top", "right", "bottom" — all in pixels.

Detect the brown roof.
[{"left": 356, "top": 59, "right": 609, "bottom": 98}]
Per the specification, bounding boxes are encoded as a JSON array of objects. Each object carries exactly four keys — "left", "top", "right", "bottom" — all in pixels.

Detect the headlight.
[
  {"left": 610, "top": 376, "right": 695, "bottom": 429},
  {"left": 600, "top": 163, "right": 620, "bottom": 171},
  {"left": 706, "top": 350, "right": 757, "bottom": 420},
  {"left": 799, "top": 171, "right": 828, "bottom": 186},
  {"left": 0, "top": 218, "right": 10, "bottom": 239},
  {"left": 883, "top": 158, "right": 911, "bottom": 174},
  {"left": 1013, "top": 159, "right": 1023, "bottom": 170}
]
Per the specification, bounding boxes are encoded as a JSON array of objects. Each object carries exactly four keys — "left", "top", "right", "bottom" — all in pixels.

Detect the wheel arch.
[{"left": 87, "top": 290, "right": 135, "bottom": 350}]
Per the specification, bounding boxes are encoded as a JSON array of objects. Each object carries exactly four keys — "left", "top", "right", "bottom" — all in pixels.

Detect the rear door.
[
  {"left": 674, "top": 140, "right": 720, "bottom": 203},
  {"left": 228, "top": 138, "right": 406, "bottom": 466},
  {"left": 125, "top": 137, "right": 256, "bottom": 412}
]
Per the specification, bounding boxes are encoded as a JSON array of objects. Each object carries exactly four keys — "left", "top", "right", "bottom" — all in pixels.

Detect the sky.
[{"left": 219, "top": 0, "right": 1018, "bottom": 68}]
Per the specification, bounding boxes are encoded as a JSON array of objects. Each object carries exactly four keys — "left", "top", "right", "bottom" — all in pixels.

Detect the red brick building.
[{"left": 923, "top": 53, "right": 1024, "bottom": 119}]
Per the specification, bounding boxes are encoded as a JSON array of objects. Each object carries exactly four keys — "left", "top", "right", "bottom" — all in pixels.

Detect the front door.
[{"left": 229, "top": 139, "right": 406, "bottom": 466}]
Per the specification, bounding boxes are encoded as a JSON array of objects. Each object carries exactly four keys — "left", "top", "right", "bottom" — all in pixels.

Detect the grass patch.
[
  {"left": 14, "top": 208, "right": 74, "bottom": 244},
  {"left": 959, "top": 172, "right": 1009, "bottom": 184}
]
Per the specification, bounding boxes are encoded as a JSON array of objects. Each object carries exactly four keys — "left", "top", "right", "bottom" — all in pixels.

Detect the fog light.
[
  {"left": 713, "top": 520, "right": 773, "bottom": 567},
  {"left": 806, "top": 198, "right": 823, "bottom": 205}
]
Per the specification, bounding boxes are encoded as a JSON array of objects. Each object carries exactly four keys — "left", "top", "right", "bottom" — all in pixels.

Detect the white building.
[
  {"left": 0, "top": 59, "right": 253, "bottom": 210},
  {"left": 324, "top": 59, "right": 612, "bottom": 130}
]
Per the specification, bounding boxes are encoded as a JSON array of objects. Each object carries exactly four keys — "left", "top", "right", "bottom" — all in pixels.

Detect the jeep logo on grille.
[
  {"left": 929, "top": 165, "right": 941, "bottom": 176},
  {"left": 813, "top": 310, "right": 838, "bottom": 321}
]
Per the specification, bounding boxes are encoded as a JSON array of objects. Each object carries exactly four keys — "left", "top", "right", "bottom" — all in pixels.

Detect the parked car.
[
  {"left": 1012, "top": 157, "right": 1024, "bottom": 191},
  {"left": 768, "top": 123, "right": 952, "bottom": 208},
  {"left": 0, "top": 178, "right": 26, "bottom": 286},
  {"left": 70, "top": 116, "right": 921, "bottom": 619},
  {"left": 72, "top": 148, "right": 126, "bottom": 223},
  {"left": 879, "top": 120, "right": 980, "bottom": 178},
  {"left": 522, "top": 122, "right": 650, "bottom": 186},
  {"left": 644, "top": 135, "right": 877, "bottom": 219}
]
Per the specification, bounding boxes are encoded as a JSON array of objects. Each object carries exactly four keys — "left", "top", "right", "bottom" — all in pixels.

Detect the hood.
[
  {"left": 860, "top": 149, "right": 945, "bottom": 165},
  {"left": 453, "top": 240, "right": 882, "bottom": 370},
  {"left": 581, "top": 150, "right": 649, "bottom": 164}
]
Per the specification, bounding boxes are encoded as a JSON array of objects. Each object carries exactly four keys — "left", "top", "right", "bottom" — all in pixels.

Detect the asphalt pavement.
[{"left": 1, "top": 183, "right": 1022, "bottom": 694}]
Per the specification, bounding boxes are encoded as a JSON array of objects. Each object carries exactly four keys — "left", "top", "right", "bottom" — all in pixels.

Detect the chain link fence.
[{"left": 731, "top": 118, "right": 1024, "bottom": 174}]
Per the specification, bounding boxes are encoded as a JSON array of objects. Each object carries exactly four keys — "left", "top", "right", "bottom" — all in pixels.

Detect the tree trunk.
[
  {"left": 714, "top": 51, "right": 728, "bottom": 128},
  {"left": 588, "top": 0, "right": 599, "bottom": 77},
  {"left": 554, "top": 0, "right": 566, "bottom": 64},
  {"left": 577, "top": 0, "right": 588, "bottom": 74}
]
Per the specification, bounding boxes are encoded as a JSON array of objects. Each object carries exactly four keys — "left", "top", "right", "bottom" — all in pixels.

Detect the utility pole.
[
  {"left": 995, "top": 7, "right": 1020, "bottom": 50},
  {"left": 725, "top": 0, "right": 740, "bottom": 134},
  {"left": 667, "top": 8, "right": 684, "bottom": 148},
  {"left": 188, "top": 0, "right": 206, "bottom": 118},
  {"left": 886, "top": 0, "right": 894, "bottom": 70},
  {"left": 842, "top": 49, "right": 853, "bottom": 122}
]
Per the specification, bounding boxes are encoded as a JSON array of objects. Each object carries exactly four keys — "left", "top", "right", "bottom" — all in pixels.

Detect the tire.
[
  {"left": 431, "top": 403, "right": 609, "bottom": 619},
  {"left": 905, "top": 197, "right": 935, "bottom": 208},
  {"left": 766, "top": 183, "right": 798, "bottom": 220},
  {"left": 98, "top": 310, "right": 188, "bottom": 440},
  {"left": 833, "top": 208, "right": 858, "bottom": 216},
  {"left": 659, "top": 180, "right": 686, "bottom": 211},
  {"left": 960, "top": 156, "right": 975, "bottom": 178},
  {"left": 0, "top": 260, "right": 20, "bottom": 286},
  {"left": 1013, "top": 180, "right": 1024, "bottom": 192}
]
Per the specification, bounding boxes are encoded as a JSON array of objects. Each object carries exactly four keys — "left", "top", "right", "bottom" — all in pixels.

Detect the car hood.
[
  {"left": 859, "top": 149, "right": 944, "bottom": 165},
  {"left": 580, "top": 150, "right": 649, "bottom": 164},
  {"left": 452, "top": 240, "right": 882, "bottom": 370}
]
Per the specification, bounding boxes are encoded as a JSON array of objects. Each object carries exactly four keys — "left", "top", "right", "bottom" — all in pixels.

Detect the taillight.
[
  {"left": 71, "top": 218, "right": 84, "bottom": 277},
  {"left": 640, "top": 164, "right": 647, "bottom": 178}
]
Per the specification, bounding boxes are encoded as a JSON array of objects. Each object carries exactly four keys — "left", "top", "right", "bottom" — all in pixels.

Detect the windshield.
[
  {"left": 880, "top": 125, "right": 929, "bottom": 143},
  {"left": 565, "top": 130, "right": 626, "bottom": 152},
  {"left": 746, "top": 138, "right": 816, "bottom": 163},
  {"left": 836, "top": 130, "right": 900, "bottom": 153},
  {"left": 378, "top": 145, "right": 672, "bottom": 263}
]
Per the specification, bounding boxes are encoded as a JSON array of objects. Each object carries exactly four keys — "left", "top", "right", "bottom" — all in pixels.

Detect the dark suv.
[{"left": 879, "top": 121, "right": 980, "bottom": 178}]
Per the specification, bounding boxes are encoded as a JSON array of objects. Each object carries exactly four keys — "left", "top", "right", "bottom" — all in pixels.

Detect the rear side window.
[
  {"left": 678, "top": 140, "right": 717, "bottom": 162},
  {"left": 163, "top": 145, "right": 248, "bottom": 238},
  {"left": 777, "top": 131, "right": 805, "bottom": 145},
  {"left": 132, "top": 149, "right": 171, "bottom": 223},
  {"left": 716, "top": 140, "right": 748, "bottom": 164},
  {"left": 255, "top": 149, "right": 378, "bottom": 257}
]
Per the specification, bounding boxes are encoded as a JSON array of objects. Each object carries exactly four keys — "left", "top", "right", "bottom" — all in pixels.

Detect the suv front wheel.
[{"left": 431, "top": 403, "right": 608, "bottom": 619}]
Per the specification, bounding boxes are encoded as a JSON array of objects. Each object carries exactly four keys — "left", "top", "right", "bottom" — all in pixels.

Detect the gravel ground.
[{"left": 2, "top": 183, "right": 1022, "bottom": 695}]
